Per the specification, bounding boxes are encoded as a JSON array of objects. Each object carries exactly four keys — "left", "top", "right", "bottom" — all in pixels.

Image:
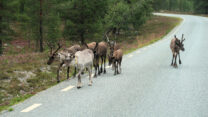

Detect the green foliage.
[
  {"left": 105, "top": 0, "right": 153, "bottom": 40},
  {"left": 105, "top": 1, "right": 130, "bottom": 32},
  {"left": 0, "top": 0, "right": 18, "bottom": 55},
  {"left": 152, "top": 0, "right": 195, "bottom": 13},
  {"left": 58, "top": 0, "right": 108, "bottom": 44},
  {"left": 131, "top": 0, "right": 153, "bottom": 29},
  {"left": 194, "top": 0, "right": 208, "bottom": 14}
]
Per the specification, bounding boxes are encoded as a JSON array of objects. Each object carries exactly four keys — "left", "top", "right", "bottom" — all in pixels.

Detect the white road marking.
[
  {"left": 61, "top": 85, "right": 75, "bottom": 92},
  {"left": 128, "top": 54, "right": 133, "bottom": 58},
  {"left": 21, "top": 103, "right": 42, "bottom": 112}
]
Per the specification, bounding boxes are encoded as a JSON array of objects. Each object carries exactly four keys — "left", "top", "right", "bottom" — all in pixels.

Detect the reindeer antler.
[
  {"left": 105, "top": 34, "right": 110, "bottom": 43},
  {"left": 52, "top": 43, "right": 62, "bottom": 55},
  {"left": 181, "top": 34, "right": 185, "bottom": 43},
  {"left": 181, "top": 34, "right": 184, "bottom": 40}
]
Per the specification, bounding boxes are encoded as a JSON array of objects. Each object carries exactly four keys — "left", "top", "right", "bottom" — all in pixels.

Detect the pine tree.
[
  {"left": 58, "top": 0, "right": 108, "bottom": 44},
  {"left": 0, "top": 0, "right": 17, "bottom": 55}
]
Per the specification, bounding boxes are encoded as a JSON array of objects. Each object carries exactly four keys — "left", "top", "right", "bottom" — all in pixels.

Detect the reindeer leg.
[
  {"left": 67, "top": 66, "right": 70, "bottom": 80},
  {"left": 171, "top": 54, "right": 174, "bottom": 66},
  {"left": 77, "top": 74, "right": 82, "bottom": 89},
  {"left": 104, "top": 55, "right": 106, "bottom": 74},
  {"left": 118, "top": 60, "right": 121, "bottom": 74},
  {"left": 98, "top": 62, "right": 101, "bottom": 76},
  {"left": 178, "top": 52, "right": 182, "bottom": 64},
  {"left": 94, "top": 64, "right": 97, "bottom": 78},
  {"left": 57, "top": 62, "right": 64, "bottom": 83},
  {"left": 174, "top": 54, "right": 178, "bottom": 68},
  {"left": 76, "top": 69, "right": 83, "bottom": 89},
  {"left": 73, "top": 67, "right": 77, "bottom": 78},
  {"left": 88, "top": 66, "right": 92, "bottom": 86},
  {"left": 100, "top": 57, "right": 103, "bottom": 74},
  {"left": 116, "top": 61, "right": 119, "bottom": 74},
  {"left": 114, "top": 62, "right": 117, "bottom": 75}
]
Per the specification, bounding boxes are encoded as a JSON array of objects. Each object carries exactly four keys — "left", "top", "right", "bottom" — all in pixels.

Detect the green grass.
[
  {"left": 0, "top": 94, "right": 33, "bottom": 112},
  {"left": 8, "top": 108, "right": 14, "bottom": 112}
]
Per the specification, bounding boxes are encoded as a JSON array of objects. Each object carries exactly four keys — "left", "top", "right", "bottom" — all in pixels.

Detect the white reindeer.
[{"left": 68, "top": 49, "right": 94, "bottom": 88}]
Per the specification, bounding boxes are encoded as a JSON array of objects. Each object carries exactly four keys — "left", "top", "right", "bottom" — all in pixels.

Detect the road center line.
[
  {"left": 21, "top": 103, "right": 42, "bottom": 112},
  {"left": 61, "top": 85, "right": 75, "bottom": 92}
]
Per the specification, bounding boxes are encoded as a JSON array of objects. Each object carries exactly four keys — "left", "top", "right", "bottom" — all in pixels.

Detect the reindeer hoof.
[
  {"left": 88, "top": 83, "right": 92, "bottom": 86},
  {"left": 104, "top": 70, "right": 106, "bottom": 74},
  {"left": 179, "top": 61, "right": 182, "bottom": 64},
  {"left": 77, "top": 86, "right": 81, "bottom": 89},
  {"left": 57, "top": 80, "right": 60, "bottom": 83}
]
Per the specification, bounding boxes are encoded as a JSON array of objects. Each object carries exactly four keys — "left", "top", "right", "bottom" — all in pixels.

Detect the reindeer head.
[
  {"left": 47, "top": 43, "right": 62, "bottom": 65},
  {"left": 93, "top": 42, "right": 99, "bottom": 57},
  {"left": 108, "top": 41, "right": 116, "bottom": 66},
  {"left": 175, "top": 34, "right": 185, "bottom": 52},
  {"left": 180, "top": 34, "right": 185, "bottom": 51}
]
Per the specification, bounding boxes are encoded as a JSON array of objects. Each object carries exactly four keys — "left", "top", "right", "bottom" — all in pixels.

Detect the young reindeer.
[
  {"left": 106, "top": 34, "right": 123, "bottom": 75},
  {"left": 47, "top": 43, "right": 81, "bottom": 83},
  {"left": 68, "top": 46, "right": 96, "bottom": 88},
  {"left": 170, "top": 34, "right": 185, "bottom": 68}
]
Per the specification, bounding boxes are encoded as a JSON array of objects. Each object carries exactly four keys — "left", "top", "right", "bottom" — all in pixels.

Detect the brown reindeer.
[
  {"left": 47, "top": 44, "right": 81, "bottom": 83},
  {"left": 86, "top": 41, "right": 108, "bottom": 77},
  {"left": 109, "top": 49, "right": 123, "bottom": 75},
  {"left": 170, "top": 34, "right": 185, "bottom": 68},
  {"left": 87, "top": 42, "right": 97, "bottom": 50},
  {"left": 96, "top": 41, "right": 108, "bottom": 76}
]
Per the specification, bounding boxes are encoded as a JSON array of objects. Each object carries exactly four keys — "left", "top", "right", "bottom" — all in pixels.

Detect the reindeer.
[
  {"left": 85, "top": 41, "right": 108, "bottom": 77},
  {"left": 65, "top": 44, "right": 81, "bottom": 53},
  {"left": 170, "top": 34, "right": 185, "bottom": 68},
  {"left": 108, "top": 49, "right": 123, "bottom": 75},
  {"left": 47, "top": 44, "right": 81, "bottom": 83},
  {"left": 95, "top": 41, "right": 108, "bottom": 77},
  {"left": 67, "top": 48, "right": 95, "bottom": 88},
  {"left": 87, "top": 42, "right": 97, "bottom": 50},
  {"left": 105, "top": 34, "right": 123, "bottom": 75}
]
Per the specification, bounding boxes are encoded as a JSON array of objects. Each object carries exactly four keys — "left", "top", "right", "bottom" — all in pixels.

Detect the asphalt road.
[{"left": 1, "top": 13, "right": 208, "bottom": 117}]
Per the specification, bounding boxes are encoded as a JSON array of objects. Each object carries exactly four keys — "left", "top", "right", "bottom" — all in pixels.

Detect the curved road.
[{"left": 1, "top": 13, "right": 208, "bottom": 117}]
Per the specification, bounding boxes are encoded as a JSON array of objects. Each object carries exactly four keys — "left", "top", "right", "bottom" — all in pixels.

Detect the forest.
[{"left": 0, "top": 0, "right": 208, "bottom": 55}]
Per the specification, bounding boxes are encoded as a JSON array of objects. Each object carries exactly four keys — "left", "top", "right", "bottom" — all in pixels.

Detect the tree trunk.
[
  {"left": 0, "top": 39, "right": 2, "bottom": 55},
  {"left": 0, "top": 2, "right": 3, "bottom": 55},
  {"left": 39, "top": 0, "right": 44, "bottom": 52},
  {"left": 80, "top": 32, "right": 85, "bottom": 45}
]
